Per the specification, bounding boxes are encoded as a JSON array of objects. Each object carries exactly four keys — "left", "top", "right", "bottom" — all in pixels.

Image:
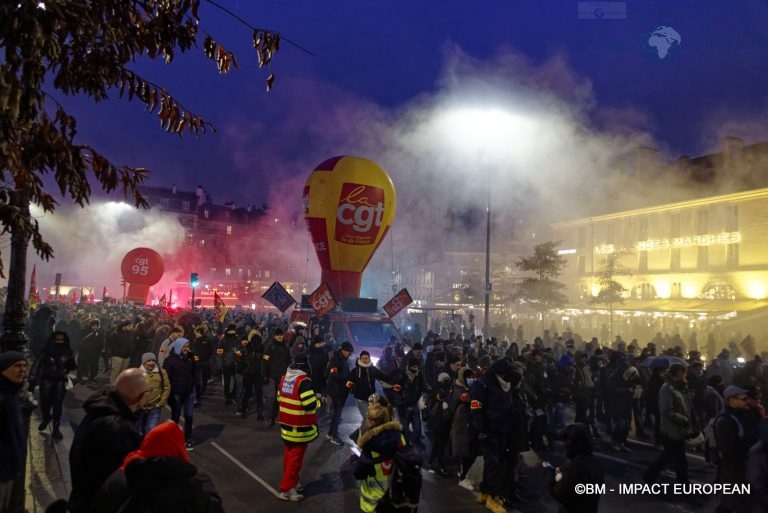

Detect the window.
[
  {"left": 725, "top": 205, "right": 739, "bottom": 231},
  {"left": 639, "top": 217, "right": 648, "bottom": 240},
  {"left": 670, "top": 213, "right": 681, "bottom": 237},
  {"left": 203, "top": 209, "right": 210, "bottom": 219},
  {"left": 698, "top": 246, "right": 709, "bottom": 269},
  {"left": 638, "top": 251, "right": 648, "bottom": 272},
  {"left": 671, "top": 248, "right": 681, "bottom": 271},
  {"left": 696, "top": 209, "right": 708, "bottom": 234},
  {"left": 199, "top": 239, "right": 206, "bottom": 247},
  {"left": 606, "top": 224, "right": 614, "bottom": 244},
  {"left": 578, "top": 255, "right": 586, "bottom": 274},
  {"left": 160, "top": 198, "right": 169, "bottom": 208},
  {"left": 577, "top": 227, "right": 586, "bottom": 248},
  {"left": 225, "top": 268, "right": 231, "bottom": 276},
  {"left": 182, "top": 201, "right": 191, "bottom": 211},
  {"left": 226, "top": 225, "right": 232, "bottom": 235},
  {"left": 727, "top": 243, "right": 739, "bottom": 267}
]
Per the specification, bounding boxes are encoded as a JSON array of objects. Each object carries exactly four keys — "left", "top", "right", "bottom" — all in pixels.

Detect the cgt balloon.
[
  {"left": 120, "top": 247, "right": 164, "bottom": 305},
  {"left": 303, "top": 156, "right": 396, "bottom": 300}
]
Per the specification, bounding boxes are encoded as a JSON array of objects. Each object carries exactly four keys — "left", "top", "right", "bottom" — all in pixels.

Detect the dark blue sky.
[{"left": 65, "top": 0, "right": 768, "bottom": 207}]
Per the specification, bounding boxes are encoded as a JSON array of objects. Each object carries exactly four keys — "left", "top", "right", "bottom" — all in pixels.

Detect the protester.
[
  {"left": 29, "top": 330, "right": 77, "bottom": 440},
  {"left": 163, "top": 338, "right": 197, "bottom": 449},
  {"left": 353, "top": 395, "right": 404, "bottom": 512},
  {"left": 68, "top": 368, "right": 148, "bottom": 513},
  {"left": 235, "top": 332, "right": 264, "bottom": 419},
  {"left": 350, "top": 350, "right": 392, "bottom": 437},
  {"left": 451, "top": 367, "right": 477, "bottom": 490},
  {"left": 326, "top": 341, "right": 354, "bottom": 446},
  {"left": 218, "top": 324, "right": 240, "bottom": 407},
  {"left": 139, "top": 353, "right": 170, "bottom": 436},
  {"left": 92, "top": 421, "right": 224, "bottom": 513},
  {"left": 0, "top": 352, "right": 28, "bottom": 512},
  {"left": 550, "top": 423, "right": 605, "bottom": 513},
  {"left": 392, "top": 356, "right": 427, "bottom": 446},
  {"left": 262, "top": 327, "right": 291, "bottom": 428},
  {"left": 77, "top": 319, "right": 104, "bottom": 384},
  {"left": 643, "top": 364, "right": 692, "bottom": 485},
  {"left": 108, "top": 321, "right": 137, "bottom": 383},
  {"left": 276, "top": 354, "right": 321, "bottom": 502}
]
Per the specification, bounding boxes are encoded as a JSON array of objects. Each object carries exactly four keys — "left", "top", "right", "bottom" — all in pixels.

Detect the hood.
[
  {"left": 357, "top": 420, "right": 402, "bottom": 449},
  {"left": 121, "top": 421, "right": 189, "bottom": 470},
  {"left": 565, "top": 423, "right": 593, "bottom": 458},
  {"left": 485, "top": 358, "right": 513, "bottom": 380},
  {"left": 283, "top": 367, "right": 306, "bottom": 386},
  {"left": 172, "top": 338, "right": 190, "bottom": 355},
  {"left": 43, "top": 331, "right": 72, "bottom": 353},
  {"left": 83, "top": 388, "right": 135, "bottom": 419},
  {"left": 559, "top": 354, "right": 574, "bottom": 368}
]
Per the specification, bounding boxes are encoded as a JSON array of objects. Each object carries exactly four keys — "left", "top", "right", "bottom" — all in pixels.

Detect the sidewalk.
[{"left": 26, "top": 377, "right": 97, "bottom": 513}]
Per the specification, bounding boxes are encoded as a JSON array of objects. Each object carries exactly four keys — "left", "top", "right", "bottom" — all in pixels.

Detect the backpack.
[
  {"left": 385, "top": 441, "right": 423, "bottom": 511},
  {"left": 707, "top": 411, "right": 744, "bottom": 465}
]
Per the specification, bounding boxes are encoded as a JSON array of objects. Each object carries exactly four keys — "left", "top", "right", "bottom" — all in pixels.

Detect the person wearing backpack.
[
  {"left": 714, "top": 385, "right": 758, "bottom": 513},
  {"left": 354, "top": 394, "right": 421, "bottom": 512}
]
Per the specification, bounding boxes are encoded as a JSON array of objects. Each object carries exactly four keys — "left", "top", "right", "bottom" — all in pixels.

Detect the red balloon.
[{"left": 120, "top": 248, "right": 164, "bottom": 285}]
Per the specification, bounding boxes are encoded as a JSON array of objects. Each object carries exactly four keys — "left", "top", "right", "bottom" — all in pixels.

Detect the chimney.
[
  {"left": 171, "top": 183, "right": 176, "bottom": 194},
  {"left": 633, "top": 146, "right": 659, "bottom": 177},
  {"left": 196, "top": 186, "right": 205, "bottom": 207},
  {"left": 722, "top": 135, "right": 743, "bottom": 166}
]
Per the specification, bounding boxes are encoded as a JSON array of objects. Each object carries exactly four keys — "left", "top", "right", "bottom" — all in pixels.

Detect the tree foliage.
[
  {"left": 0, "top": 0, "right": 282, "bottom": 275},
  {"left": 512, "top": 241, "right": 568, "bottom": 312},
  {"left": 590, "top": 248, "right": 633, "bottom": 306}
]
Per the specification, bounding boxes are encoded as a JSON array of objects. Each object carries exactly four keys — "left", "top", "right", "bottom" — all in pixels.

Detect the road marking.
[
  {"left": 628, "top": 439, "right": 706, "bottom": 461},
  {"left": 211, "top": 442, "right": 281, "bottom": 498},
  {"left": 594, "top": 452, "right": 707, "bottom": 486}
]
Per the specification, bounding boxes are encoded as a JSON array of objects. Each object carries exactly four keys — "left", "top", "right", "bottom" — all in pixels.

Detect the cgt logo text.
[{"left": 335, "top": 183, "right": 385, "bottom": 245}]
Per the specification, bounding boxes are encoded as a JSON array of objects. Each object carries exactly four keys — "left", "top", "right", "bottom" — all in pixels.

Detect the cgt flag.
[
  {"left": 382, "top": 288, "right": 413, "bottom": 318},
  {"left": 213, "top": 291, "right": 228, "bottom": 322},
  {"left": 158, "top": 293, "right": 167, "bottom": 306},
  {"left": 262, "top": 281, "right": 296, "bottom": 313},
  {"left": 308, "top": 282, "right": 337, "bottom": 317},
  {"left": 28, "top": 264, "right": 40, "bottom": 309}
]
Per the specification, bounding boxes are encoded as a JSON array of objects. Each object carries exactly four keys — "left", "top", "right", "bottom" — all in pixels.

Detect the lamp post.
[{"left": 435, "top": 107, "right": 533, "bottom": 338}]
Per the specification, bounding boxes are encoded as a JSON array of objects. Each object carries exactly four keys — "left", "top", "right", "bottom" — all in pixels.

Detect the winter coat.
[
  {"left": 469, "top": 360, "right": 514, "bottom": 437},
  {"left": 350, "top": 360, "right": 391, "bottom": 401},
  {"left": 715, "top": 407, "right": 756, "bottom": 511},
  {"left": 68, "top": 389, "right": 142, "bottom": 513},
  {"left": 217, "top": 333, "right": 239, "bottom": 368},
  {"left": 392, "top": 368, "right": 425, "bottom": 407},
  {"left": 30, "top": 335, "right": 77, "bottom": 384},
  {"left": 143, "top": 368, "right": 171, "bottom": 409},
  {"left": 450, "top": 380, "right": 473, "bottom": 458},
  {"left": 93, "top": 457, "right": 224, "bottom": 513},
  {"left": 658, "top": 379, "right": 691, "bottom": 440},
  {"left": 747, "top": 440, "right": 768, "bottom": 513},
  {"left": 308, "top": 345, "right": 329, "bottom": 391},
  {"left": 326, "top": 350, "right": 353, "bottom": 399},
  {"left": 235, "top": 340, "right": 262, "bottom": 376},
  {"left": 353, "top": 421, "right": 404, "bottom": 513},
  {"left": 262, "top": 339, "right": 291, "bottom": 380},
  {"left": 551, "top": 425, "right": 604, "bottom": 513},
  {"left": 0, "top": 375, "right": 26, "bottom": 482},
  {"left": 192, "top": 335, "right": 215, "bottom": 363},
  {"left": 108, "top": 329, "right": 137, "bottom": 358},
  {"left": 506, "top": 390, "right": 530, "bottom": 454},
  {"left": 163, "top": 343, "right": 196, "bottom": 397}
]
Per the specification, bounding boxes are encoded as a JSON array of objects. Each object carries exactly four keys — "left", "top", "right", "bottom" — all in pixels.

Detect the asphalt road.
[{"left": 62, "top": 378, "right": 725, "bottom": 513}]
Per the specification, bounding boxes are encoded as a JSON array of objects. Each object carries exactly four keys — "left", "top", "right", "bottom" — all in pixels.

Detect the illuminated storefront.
[{"left": 551, "top": 187, "right": 768, "bottom": 328}]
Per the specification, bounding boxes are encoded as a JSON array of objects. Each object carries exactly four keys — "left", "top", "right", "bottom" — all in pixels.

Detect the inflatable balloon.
[
  {"left": 303, "top": 156, "right": 396, "bottom": 300},
  {"left": 120, "top": 247, "right": 164, "bottom": 305}
]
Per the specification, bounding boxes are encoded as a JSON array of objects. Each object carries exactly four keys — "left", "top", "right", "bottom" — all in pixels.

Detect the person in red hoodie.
[{"left": 92, "top": 421, "right": 223, "bottom": 513}]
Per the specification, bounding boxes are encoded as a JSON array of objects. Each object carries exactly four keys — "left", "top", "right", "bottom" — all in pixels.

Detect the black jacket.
[
  {"left": 326, "top": 350, "right": 353, "bottom": 399},
  {"left": 350, "top": 361, "right": 391, "bottom": 401},
  {"left": 108, "top": 329, "right": 137, "bottom": 358},
  {"left": 551, "top": 425, "right": 604, "bottom": 513},
  {"left": 0, "top": 376, "right": 26, "bottom": 481},
  {"left": 68, "top": 389, "right": 141, "bottom": 513},
  {"left": 93, "top": 457, "right": 224, "bottom": 513},
  {"left": 262, "top": 339, "right": 291, "bottom": 379},
  {"left": 235, "top": 340, "right": 263, "bottom": 376},
  {"left": 163, "top": 351, "right": 196, "bottom": 396},
  {"left": 30, "top": 335, "right": 77, "bottom": 383}
]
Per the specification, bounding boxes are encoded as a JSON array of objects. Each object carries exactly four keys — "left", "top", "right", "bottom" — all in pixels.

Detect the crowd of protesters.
[{"left": 10, "top": 302, "right": 768, "bottom": 513}]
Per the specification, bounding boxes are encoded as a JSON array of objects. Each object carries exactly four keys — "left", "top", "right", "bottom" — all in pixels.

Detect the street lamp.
[{"left": 435, "top": 107, "right": 534, "bottom": 337}]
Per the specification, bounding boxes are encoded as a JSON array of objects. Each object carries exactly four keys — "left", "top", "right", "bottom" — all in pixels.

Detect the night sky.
[{"left": 61, "top": 0, "right": 768, "bottom": 208}]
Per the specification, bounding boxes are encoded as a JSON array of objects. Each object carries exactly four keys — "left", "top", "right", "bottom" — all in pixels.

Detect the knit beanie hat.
[
  {"left": 141, "top": 353, "right": 157, "bottom": 365},
  {"left": 0, "top": 351, "right": 26, "bottom": 372}
]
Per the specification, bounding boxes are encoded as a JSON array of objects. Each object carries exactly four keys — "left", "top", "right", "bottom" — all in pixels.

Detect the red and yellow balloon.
[
  {"left": 120, "top": 247, "right": 164, "bottom": 305},
  {"left": 303, "top": 156, "right": 396, "bottom": 300}
]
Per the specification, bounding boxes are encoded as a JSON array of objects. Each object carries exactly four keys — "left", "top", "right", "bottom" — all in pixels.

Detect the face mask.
[{"left": 466, "top": 378, "right": 476, "bottom": 387}]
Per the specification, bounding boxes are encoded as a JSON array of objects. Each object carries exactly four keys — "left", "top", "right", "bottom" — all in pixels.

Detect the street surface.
[{"left": 48, "top": 377, "right": 724, "bottom": 513}]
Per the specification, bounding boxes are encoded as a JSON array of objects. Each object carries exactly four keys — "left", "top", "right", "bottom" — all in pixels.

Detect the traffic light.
[{"left": 190, "top": 273, "right": 199, "bottom": 288}]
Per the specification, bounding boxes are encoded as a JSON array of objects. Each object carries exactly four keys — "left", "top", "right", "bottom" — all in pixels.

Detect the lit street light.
[{"left": 435, "top": 106, "right": 534, "bottom": 336}]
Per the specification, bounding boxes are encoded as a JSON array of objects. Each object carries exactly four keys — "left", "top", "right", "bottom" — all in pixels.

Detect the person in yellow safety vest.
[
  {"left": 276, "top": 353, "right": 321, "bottom": 502},
  {"left": 353, "top": 394, "right": 404, "bottom": 512}
]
